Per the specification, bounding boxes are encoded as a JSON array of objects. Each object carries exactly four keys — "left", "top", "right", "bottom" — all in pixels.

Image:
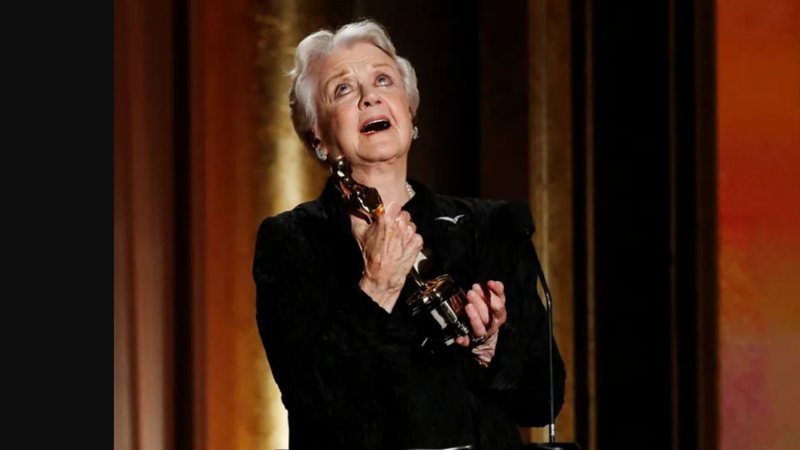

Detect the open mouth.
[{"left": 360, "top": 118, "right": 392, "bottom": 135}]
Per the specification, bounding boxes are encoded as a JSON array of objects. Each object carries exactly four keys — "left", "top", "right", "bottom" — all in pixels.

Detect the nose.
[{"left": 358, "top": 86, "right": 382, "bottom": 109}]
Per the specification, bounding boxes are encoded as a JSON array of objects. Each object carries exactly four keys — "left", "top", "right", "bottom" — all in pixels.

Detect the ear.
[
  {"left": 312, "top": 122, "right": 325, "bottom": 145},
  {"left": 312, "top": 123, "right": 337, "bottom": 159},
  {"left": 310, "top": 134, "right": 322, "bottom": 149},
  {"left": 306, "top": 116, "right": 322, "bottom": 145}
]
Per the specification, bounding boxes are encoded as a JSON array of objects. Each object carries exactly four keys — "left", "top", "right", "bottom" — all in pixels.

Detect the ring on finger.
[{"left": 472, "top": 334, "right": 487, "bottom": 345}]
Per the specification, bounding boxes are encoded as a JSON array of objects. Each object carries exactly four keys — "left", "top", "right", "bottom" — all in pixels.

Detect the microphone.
[{"left": 505, "top": 202, "right": 581, "bottom": 450}]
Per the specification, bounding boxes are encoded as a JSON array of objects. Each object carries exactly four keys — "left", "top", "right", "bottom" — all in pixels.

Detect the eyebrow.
[
  {"left": 323, "top": 70, "right": 349, "bottom": 93},
  {"left": 372, "top": 63, "right": 394, "bottom": 71}
]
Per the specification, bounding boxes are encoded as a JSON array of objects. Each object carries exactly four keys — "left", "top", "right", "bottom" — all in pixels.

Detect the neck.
[{"left": 350, "top": 158, "right": 410, "bottom": 210}]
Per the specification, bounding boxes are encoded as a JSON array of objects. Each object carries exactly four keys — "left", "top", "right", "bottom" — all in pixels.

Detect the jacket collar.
[{"left": 319, "top": 176, "right": 442, "bottom": 234}]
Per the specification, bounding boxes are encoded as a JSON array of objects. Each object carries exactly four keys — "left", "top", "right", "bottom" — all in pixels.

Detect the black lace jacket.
[{"left": 253, "top": 177, "right": 565, "bottom": 450}]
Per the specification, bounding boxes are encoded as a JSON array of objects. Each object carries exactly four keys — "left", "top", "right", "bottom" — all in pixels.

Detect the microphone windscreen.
[{"left": 501, "top": 201, "right": 536, "bottom": 237}]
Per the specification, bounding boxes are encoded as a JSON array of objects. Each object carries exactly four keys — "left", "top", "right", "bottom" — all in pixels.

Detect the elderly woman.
[{"left": 253, "top": 20, "right": 565, "bottom": 450}]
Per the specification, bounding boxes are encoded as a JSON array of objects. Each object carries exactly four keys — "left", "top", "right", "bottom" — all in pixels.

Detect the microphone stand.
[{"left": 525, "top": 242, "right": 581, "bottom": 450}]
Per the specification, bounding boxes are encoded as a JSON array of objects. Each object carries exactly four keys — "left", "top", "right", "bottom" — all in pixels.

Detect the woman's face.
[{"left": 312, "top": 41, "right": 414, "bottom": 167}]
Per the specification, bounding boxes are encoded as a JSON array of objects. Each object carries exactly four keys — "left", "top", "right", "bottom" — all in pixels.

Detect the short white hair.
[{"left": 289, "top": 20, "right": 420, "bottom": 149}]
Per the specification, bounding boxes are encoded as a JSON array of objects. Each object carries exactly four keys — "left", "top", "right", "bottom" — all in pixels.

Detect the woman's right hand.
[{"left": 351, "top": 202, "right": 423, "bottom": 313}]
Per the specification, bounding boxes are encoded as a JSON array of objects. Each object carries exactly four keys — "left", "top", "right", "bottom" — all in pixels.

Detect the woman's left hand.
[{"left": 455, "top": 280, "right": 507, "bottom": 363}]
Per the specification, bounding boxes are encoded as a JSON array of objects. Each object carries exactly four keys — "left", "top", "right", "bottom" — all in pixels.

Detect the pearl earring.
[{"left": 313, "top": 141, "right": 327, "bottom": 161}]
